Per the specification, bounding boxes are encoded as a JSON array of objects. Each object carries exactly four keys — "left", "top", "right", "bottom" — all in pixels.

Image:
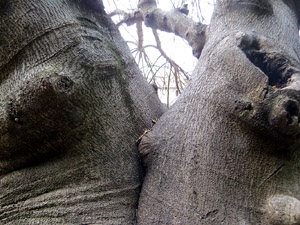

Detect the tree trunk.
[
  {"left": 138, "top": 0, "right": 300, "bottom": 224},
  {"left": 0, "top": 0, "right": 165, "bottom": 224}
]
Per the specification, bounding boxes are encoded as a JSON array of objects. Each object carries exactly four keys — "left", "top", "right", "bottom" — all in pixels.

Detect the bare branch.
[
  {"left": 152, "top": 29, "right": 189, "bottom": 81},
  {"left": 138, "top": 0, "right": 207, "bottom": 58},
  {"left": 108, "top": 9, "right": 126, "bottom": 17},
  {"left": 107, "top": 0, "right": 196, "bottom": 102},
  {"left": 136, "top": 20, "right": 144, "bottom": 52},
  {"left": 110, "top": 9, "right": 144, "bottom": 27}
]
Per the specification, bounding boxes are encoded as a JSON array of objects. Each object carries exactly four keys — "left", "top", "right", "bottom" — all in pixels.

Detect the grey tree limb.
[{"left": 138, "top": 0, "right": 207, "bottom": 58}]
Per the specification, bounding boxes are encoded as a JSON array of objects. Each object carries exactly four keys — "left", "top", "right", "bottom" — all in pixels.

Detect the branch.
[
  {"left": 136, "top": 20, "right": 144, "bottom": 52},
  {"left": 110, "top": 10, "right": 144, "bottom": 27},
  {"left": 108, "top": 9, "right": 126, "bottom": 17},
  {"left": 151, "top": 29, "right": 189, "bottom": 81},
  {"left": 138, "top": 0, "right": 207, "bottom": 58}
]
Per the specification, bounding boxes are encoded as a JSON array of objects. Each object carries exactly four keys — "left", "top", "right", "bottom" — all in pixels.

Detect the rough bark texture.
[
  {"left": 138, "top": 0, "right": 207, "bottom": 58},
  {"left": 138, "top": 0, "right": 300, "bottom": 224},
  {"left": 0, "top": 0, "right": 165, "bottom": 224}
]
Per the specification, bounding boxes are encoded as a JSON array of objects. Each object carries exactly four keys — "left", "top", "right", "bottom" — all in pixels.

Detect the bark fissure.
[
  {"left": 259, "top": 164, "right": 285, "bottom": 187},
  {"left": 0, "top": 22, "right": 79, "bottom": 70}
]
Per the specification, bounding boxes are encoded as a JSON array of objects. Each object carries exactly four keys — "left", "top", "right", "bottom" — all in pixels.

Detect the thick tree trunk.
[
  {"left": 0, "top": 0, "right": 165, "bottom": 224},
  {"left": 138, "top": 0, "right": 300, "bottom": 224}
]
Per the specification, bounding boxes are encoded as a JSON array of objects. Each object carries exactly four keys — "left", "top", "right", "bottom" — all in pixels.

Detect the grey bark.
[
  {"left": 0, "top": 0, "right": 165, "bottom": 224},
  {"left": 3, "top": 0, "right": 300, "bottom": 224},
  {"left": 138, "top": 0, "right": 300, "bottom": 224}
]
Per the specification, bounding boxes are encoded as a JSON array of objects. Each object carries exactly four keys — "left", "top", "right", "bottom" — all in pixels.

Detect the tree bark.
[
  {"left": 3, "top": 0, "right": 300, "bottom": 224},
  {"left": 0, "top": 0, "right": 165, "bottom": 224},
  {"left": 138, "top": 0, "right": 300, "bottom": 224}
]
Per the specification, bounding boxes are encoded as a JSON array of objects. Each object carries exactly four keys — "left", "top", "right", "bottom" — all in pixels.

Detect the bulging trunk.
[
  {"left": 137, "top": 0, "right": 300, "bottom": 224},
  {"left": 0, "top": 1, "right": 165, "bottom": 224}
]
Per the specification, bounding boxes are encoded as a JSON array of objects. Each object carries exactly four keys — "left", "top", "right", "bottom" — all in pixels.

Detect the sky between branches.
[{"left": 103, "top": 0, "right": 215, "bottom": 105}]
